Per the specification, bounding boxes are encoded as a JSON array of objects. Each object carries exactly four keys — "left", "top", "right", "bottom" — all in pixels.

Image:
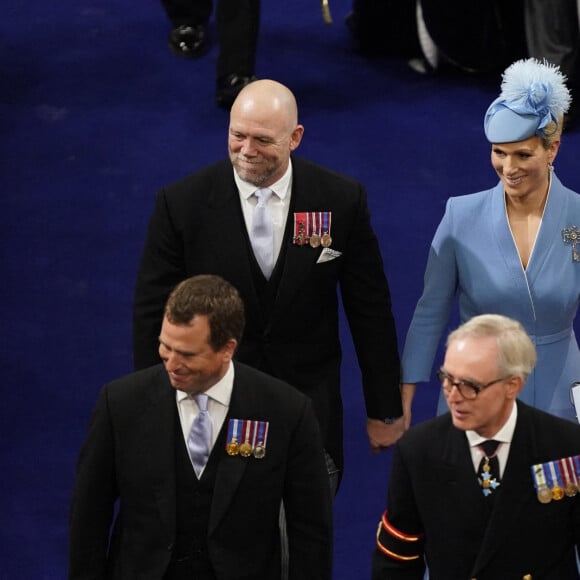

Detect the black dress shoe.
[
  {"left": 168, "top": 24, "right": 209, "bottom": 59},
  {"left": 215, "top": 74, "right": 257, "bottom": 109}
]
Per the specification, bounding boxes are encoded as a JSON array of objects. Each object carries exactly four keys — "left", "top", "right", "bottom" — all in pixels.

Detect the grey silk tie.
[
  {"left": 187, "top": 393, "right": 212, "bottom": 478},
  {"left": 251, "top": 188, "right": 274, "bottom": 278}
]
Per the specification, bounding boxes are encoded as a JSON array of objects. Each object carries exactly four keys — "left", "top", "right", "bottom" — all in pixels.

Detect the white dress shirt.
[
  {"left": 465, "top": 402, "right": 518, "bottom": 478},
  {"left": 176, "top": 361, "right": 234, "bottom": 454},
  {"left": 235, "top": 162, "right": 293, "bottom": 267}
]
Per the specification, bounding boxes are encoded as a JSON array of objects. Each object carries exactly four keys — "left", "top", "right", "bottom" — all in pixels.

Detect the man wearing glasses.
[{"left": 372, "top": 314, "right": 580, "bottom": 580}]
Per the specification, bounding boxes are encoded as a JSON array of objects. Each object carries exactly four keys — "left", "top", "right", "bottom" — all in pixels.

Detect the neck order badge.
[{"left": 478, "top": 439, "right": 501, "bottom": 496}]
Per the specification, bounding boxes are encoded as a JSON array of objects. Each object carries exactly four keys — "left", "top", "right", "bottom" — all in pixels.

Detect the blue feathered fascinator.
[{"left": 484, "top": 58, "right": 572, "bottom": 143}]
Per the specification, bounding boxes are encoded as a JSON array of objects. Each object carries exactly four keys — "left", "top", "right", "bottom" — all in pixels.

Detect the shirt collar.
[
  {"left": 235, "top": 159, "right": 292, "bottom": 201},
  {"left": 176, "top": 360, "right": 234, "bottom": 407},
  {"left": 466, "top": 401, "right": 518, "bottom": 447}
]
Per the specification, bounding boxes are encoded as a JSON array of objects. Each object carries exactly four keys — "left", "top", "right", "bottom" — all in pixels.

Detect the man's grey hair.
[{"left": 447, "top": 314, "right": 537, "bottom": 381}]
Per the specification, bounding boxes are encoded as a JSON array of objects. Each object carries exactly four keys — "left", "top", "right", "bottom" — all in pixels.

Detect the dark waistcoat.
[{"left": 164, "top": 414, "right": 228, "bottom": 580}]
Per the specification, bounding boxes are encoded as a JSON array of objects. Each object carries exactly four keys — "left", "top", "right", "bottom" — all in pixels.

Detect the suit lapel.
[
  {"left": 205, "top": 169, "right": 265, "bottom": 320},
  {"left": 139, "top": 368, "right": 178, "bottom": 542},
  {"left": 441, "top": 424, "right": 488, "bottom": 507},
  {"left": 525, "top": 174, "right": 568, "bottom": 283},
  {"left": 490, "top": 182, "right": 536, "bottom": 300},
  {"left": 269, "top": 161, "right": 331, "bottom": 327},
  {"left": 470, "top": 404, "right": 537, "bottom": 574},
  {"left": 208, "top": 369, "right": 253, "bottom": 534},
  {"left": 436, "top": 422, "right": 512, "bottom": 575}
]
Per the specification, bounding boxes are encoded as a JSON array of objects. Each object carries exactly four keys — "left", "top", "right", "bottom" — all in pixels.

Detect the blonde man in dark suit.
[{"left": 373, "top": 314, "right": 580, "bottom": 580}]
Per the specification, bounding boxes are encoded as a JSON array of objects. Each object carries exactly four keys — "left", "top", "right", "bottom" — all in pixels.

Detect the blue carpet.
[{"left": 2, "top": 0, "right": 580, "bottom": 578}]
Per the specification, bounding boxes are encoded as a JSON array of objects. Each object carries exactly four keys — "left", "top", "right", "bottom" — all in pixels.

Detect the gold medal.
[
  {"left": 226, "top": 418, "right": 242, "bottom": 456},
  {"left": 239, "top": 442, "right": 252, "bottom": 457},
  {"left": 537, "top": 485, "right": 552, "bottom": 504},
  {"left": 309, "top": 212, "right": 321, "bottom": 248},
  {"left": 239, "top": 420, "right": 255, "bottom": 457},
  {"left": 226, "top": 440, "right": 239, "bottom": 456},
  {"left": 321, "top": 232, "right": 332, "bottom": 248},
  {"left": 546, "top": 460, "right": 565, "bottom": 501},
  {"left": 564, "top": 482, "right": 578, "bottom": 497},
  {"left": 551, "top": 484, "right": 565, "bottom": 500},
  {"left": 253, "top": 444, "right": 266, "bottom": 459}
]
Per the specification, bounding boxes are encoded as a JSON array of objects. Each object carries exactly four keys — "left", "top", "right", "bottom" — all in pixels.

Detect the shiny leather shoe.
[
  {"left": 168, "top": 24, "right": 209, "bottom": 59},
  {"left": 215, "top": 74, "right": 257, "bottom": 109}
]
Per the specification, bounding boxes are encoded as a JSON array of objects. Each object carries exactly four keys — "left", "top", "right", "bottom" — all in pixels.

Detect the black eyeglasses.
[{"left": 436, "top": 368, "right": 508, "bottom": 400}]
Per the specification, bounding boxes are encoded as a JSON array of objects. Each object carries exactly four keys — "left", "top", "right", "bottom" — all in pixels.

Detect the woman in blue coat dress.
[{"left": 401, "top": 58, "right": 579, "bottom": 423}]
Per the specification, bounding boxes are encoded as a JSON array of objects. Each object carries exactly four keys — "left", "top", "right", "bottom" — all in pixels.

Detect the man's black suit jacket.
[
  {"left": 69, "top": 362, "right": 332, "bottom": 580},
  {"left": 133, "top": 156, "right": 402, "bottom": 470},
  {"left": 372, "top": 401, "right": 580, "bottom": 579}
]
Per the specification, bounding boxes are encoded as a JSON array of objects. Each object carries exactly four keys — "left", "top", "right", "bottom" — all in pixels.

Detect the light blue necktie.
[
  {"left": 251, "top": 188, "right": 274, "bottom": 278},
  {"left": 187, "top": 393, "right": 212, "bottom": 478}
]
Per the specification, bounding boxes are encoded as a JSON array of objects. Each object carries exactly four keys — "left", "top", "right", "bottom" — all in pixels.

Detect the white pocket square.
[{"left": 317, "top": 248, "right": 342, "bottom": 263}]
